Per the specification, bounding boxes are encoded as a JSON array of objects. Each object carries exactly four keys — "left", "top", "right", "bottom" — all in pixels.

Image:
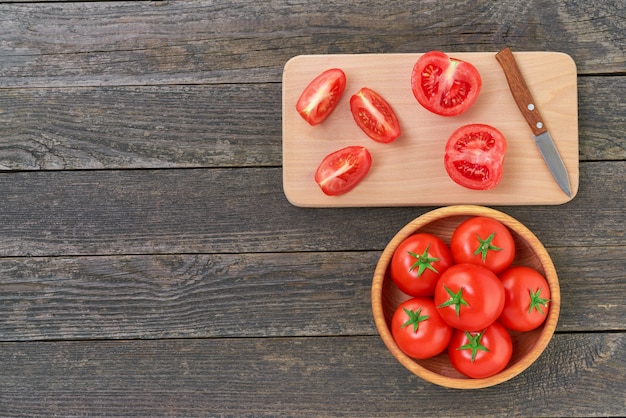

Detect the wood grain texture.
[
  {"left": 0, "top": 84, "right": 282, "bottom": 170},
  {"left": 0, "top": 0, "right": 624, "bottom": 415},
  {"left": 0, "top": 334, "right": 624, "bottom": 416},
  {"left": 578, "top": 76, "right": 626, "bottom": 161},
  {"left": 0, "top": 77, "right": 623, "bottom": 171},
  {"left": 283, "top": 52, "right": 578, "bottom": 206},
  {"left": 0, "top": 162, "right": 622, "bottom": 257},
  {"left": 0, "top": 245, "right": 623, "bottom": 342},
  {"left": 0, "top": 162, "right": 626, "bottom": 256},
  {"left": 0, "top": 0, "right": 624, "bottom": 88}
]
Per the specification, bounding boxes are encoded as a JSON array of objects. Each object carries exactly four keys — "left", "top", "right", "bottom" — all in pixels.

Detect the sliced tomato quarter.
[
  {"left": 296, "top": 68, "right": 347, "bottom": 126},
  {"left": 350, "top": 87, "right": 401, "bottom": 143},
  {"left": 314, "top": 146, "right": 372, "bottom": 196},
  {"left": 411, "top": 51, "right": 482, "bottom": 116},
  {"left": 444, "top": 124, "right": 507, "bottom": 190}
]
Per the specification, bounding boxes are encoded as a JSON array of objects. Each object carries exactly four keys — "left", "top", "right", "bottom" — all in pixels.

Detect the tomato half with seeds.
[
  {"left": 350, "top": 87, "right": 401, "bottom": 143},
  {"left": 391, "top": 297, "right": 453, "bottom": 359},
  {"left": 411, "top": 51, "right": 482, "bottom": 116},
  {"left": 390, "top": 233, "right": 453, "bottom": 297},
  {"left": 448, "top": 321, "right": 513, "bottom": 379},
  {"left": 296, "top": 68, "right": 347, "bottom": 125},
  {"left": 434, "top": 263, "right": 505, "bottom": 331},
  {"left": 444, "top": 124, "right": 507, "bottom": 190},
  {"left": 499, "top": 266, "right": 551, "bottom": 332},
  {"left": 450, "top": 216, "right": 515, "bottom": 275},
  {"left": 314, "top": 146, "right": 372, "bottom": 196}
]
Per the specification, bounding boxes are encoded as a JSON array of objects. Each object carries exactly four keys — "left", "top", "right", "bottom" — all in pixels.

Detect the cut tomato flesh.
[{"left": 444, "top": 124, "right": 507, "bottom": 190}]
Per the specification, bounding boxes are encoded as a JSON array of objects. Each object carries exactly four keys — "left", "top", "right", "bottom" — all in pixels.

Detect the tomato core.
[
  {"left": 444, "top": 124, "right": 507, "bottom": 190},
  {"left": 411, "top": 51, "right": 482, "bottom": 116}
]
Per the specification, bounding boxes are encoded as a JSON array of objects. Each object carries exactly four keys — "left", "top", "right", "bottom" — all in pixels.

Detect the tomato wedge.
[
  {"left": 444, "top": 124, "right": 507, "bottom": 190},
  {"left": 296, "top": 68, "right": 347, "bottom": 126},
  {"left": 350, "top": 87, "right": 401, "bottom": 143},
  {"left": 411, "top": 51, "right": 482, "bottom": 116},
  {"left": 314, "top": 146, "right": 372, "bottom": 196}
]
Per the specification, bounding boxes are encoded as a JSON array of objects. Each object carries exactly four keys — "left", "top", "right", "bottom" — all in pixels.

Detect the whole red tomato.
[
  {"left": 391, "top": 297, "right": 453, "bottom": 359},
  {"left": 296, "top": 68, "right": 346, "bottom": 125},
  {"left": 390, "top": 233, "right": 453, "bottom": 297},
  {"left": 411, "top": 51, "right": 482, "bottom": 116},
  {"left": 350, "top": 87, "right": 401, "bottom": 143},
  {"left": 444, "top": 124, "right": 507, "bottom": 190},
  {"left": 450, "top": 216, "right": 515, "bottom": 275},
  {"left": 434, "top": 263, "right": 505, "bottom": 331},
  {"left": 314, "top": 146, "right": 372, "bottom": 196},
  {"left": 448, "top": 321, "right": 513, "bottom": 379},
  {"left": 499, "top": 266, "right": 551, "bottom": 332}
]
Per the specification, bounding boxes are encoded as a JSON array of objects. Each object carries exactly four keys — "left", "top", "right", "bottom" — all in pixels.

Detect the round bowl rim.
[{"left": 371, "top": 205, "right": 561, "bottom": 389}]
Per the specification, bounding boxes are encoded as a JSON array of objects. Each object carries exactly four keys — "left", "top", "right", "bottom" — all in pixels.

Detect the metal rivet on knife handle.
[{"left": 495, "top": 47, "right": 548, "bottom": 137}]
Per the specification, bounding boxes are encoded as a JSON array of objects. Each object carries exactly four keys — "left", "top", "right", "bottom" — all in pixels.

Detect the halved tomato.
[
  {"left": 350, "top": 87, "right": 401, "bottom": 143},
  {"left": 296, "top": 68, "right": 347, "bottom": 126},
  {"left": 411, "top": 51, "right": 482, "bottom": 116},
  {"left": 444, "top": 124, "right": 507, "bottom": 190},
  {"left": 314, "top": 146, "right": 372, "bottom": 196}
]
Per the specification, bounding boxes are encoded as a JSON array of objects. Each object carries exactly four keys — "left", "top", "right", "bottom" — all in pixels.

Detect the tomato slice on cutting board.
[
  {"left": 296, "top": 68, "right": 347, "bottom": 125},
  {"left": 350, "top": 87, "right": 401, "bottom": 143},
  {"left": 444, "top": 124, "right": 507, "bottom": 190},
  {"left": 314, "top": 146, "right": 372, "bottom": 196},
  {"left": 411, "top": 51, "right": 482, "bottom": 116}
]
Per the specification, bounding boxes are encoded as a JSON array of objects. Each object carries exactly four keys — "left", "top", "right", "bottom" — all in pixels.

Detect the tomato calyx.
[
  {"left": 400, "top": 307, "right": 430, "bottom": 333},
  {"left": 438, "top": 284, "right": 469, "bottom": 317},
  {"left": 407, "top": 244, "right": 440, "bottom": 277},
  {"left": 457, "top": 330, "right": 490, "bottom": 362},
  {"left": 528, "top": 288, "right": 551, "bottom": 315},
  {"left": 472, "top": 232, "right": 503, "bottom": 262}
]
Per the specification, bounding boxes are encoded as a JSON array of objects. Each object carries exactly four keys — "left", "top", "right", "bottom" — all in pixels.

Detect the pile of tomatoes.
[
  {"left": 389, "top": 216, "right": 551, "bottom": 379},
  {"left": 295, "top": 51, "right": 507, "bottom": 195}
]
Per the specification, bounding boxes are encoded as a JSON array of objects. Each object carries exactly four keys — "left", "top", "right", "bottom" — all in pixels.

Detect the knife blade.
[{"left": 495, "top": 47, "right": 572, "bottom": 197}]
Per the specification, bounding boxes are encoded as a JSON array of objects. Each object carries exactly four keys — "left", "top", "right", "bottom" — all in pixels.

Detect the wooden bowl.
[{"left": 371, "top": 205, "right": 560, "bottom": 389}]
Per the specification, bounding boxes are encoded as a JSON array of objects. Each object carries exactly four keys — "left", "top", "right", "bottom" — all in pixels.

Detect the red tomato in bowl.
[
  {"left": 450, "top": 216, "right": 515, "bottom": 275},
  {"left": 314, "top": 146, "right": 372, "bottom": 196},
  {"left": 444, "top": 124, "right": 507, "bottom": 190},
  {"left": 448, "top": 321, "right": 513, "bottom": 379},
  {"left": 499, "top": 266, "right": 551, "bottom": 332},
  {"left": 350, "top": 87, "right": 401, "bottom": 143},
  {"left": 391, "top": 297, "right": 453, "bottom": 359},
  {"left": 296, "top": 68, "right": 346, "bottom": 125},
  {"left": 434, "top": 263, "right": 505, "bottom": 331},
  {"left": 411, "top": 51, "right": 482, "bottom": 116},
  {"left": 390, "top": 233, "right": 453, "bottom": 297}
]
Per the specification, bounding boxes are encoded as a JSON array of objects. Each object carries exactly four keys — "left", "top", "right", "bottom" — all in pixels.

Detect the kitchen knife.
[{"left": 495, "top": 47, "right": 572, "bottom": 197}]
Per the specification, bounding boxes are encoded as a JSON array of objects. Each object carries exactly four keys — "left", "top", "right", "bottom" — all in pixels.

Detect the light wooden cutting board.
[{"left": 282, "top": 52, "right": 578, "bottom": 207}]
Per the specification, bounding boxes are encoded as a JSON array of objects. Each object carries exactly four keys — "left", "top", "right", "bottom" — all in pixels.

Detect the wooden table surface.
[{"left": 1, "top": 1, "right": 624, "bottom": 416}]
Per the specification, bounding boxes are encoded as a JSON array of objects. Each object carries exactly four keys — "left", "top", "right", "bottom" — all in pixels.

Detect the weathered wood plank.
[
  {"left": 0, "top": 245, "right": 623, "bottom": 342},
  {"left": 1, "top": 76, "right": 622, "bottom": 170},
  {"left": 0, "top": 162, "right": 623, "bottom": 257},
  {"left": 0, "top": 333, "right": 624, "bottom": 416},
  {"left": 0, "top": 84, "right": 282, "bottom": 170},
  {"left": 578, "top": 76, "right": 626, "bottom": 161},
  {"left": 0, "top": 0, "right": 624, "bottom": 88},
  {"left": 0, "top": 76, "right": 623, "bottom": 170}
]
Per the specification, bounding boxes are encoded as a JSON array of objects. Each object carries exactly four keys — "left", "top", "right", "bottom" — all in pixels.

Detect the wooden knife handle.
[{"left": 495, "top": 47, "right": 548, "bottom": 136}]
